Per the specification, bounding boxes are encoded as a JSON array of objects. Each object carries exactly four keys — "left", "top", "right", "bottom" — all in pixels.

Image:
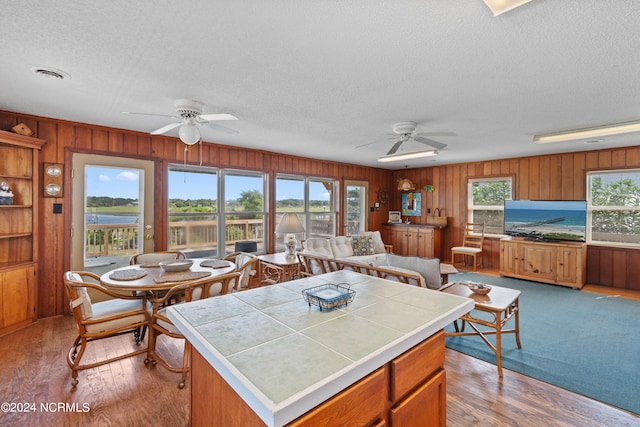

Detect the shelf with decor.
[{"left": 0, "top": 129, "right": 45, "bottom": 336}]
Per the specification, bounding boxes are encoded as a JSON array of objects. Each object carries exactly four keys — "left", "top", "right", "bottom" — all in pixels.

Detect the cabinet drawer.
[
  {"left": 390, "top": 369, "right": 446, "bottom": 427},
  {"left": 287, "top": 366, "right": 388, "bottom": 427},
  {"left": 390, "top": 330, "right": 444, "bottom": 401}
]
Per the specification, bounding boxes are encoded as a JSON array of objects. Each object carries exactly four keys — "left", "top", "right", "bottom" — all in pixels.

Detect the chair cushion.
[
  {"left": 235, "top": 253, "right": 256, "bottom": 289},
  {"left": 303, "top": 238, "right": 334, "bottom": 258},
  {"left": 452, "top": 246, "right": 482, "bottom": 254},
  {"left": 351, "top": 234, "right": 376, "bottom": 256},
  {"left": 330, "top": 236, "right": 354, "bottom": 258},
  {"left": 385, "top": 253, "right": 442, "bottom": 290},
  {"left": 69, "top": 272, "right": 93, "bottom": 319},
  {"left": 85, "top": 299, "right": 150, "bottom": 334}
]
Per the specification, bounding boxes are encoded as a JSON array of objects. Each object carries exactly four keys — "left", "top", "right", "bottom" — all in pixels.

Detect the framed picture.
[
  {"left": 402, "top": 192, "right": 421, "bottom": 216},
  {"left": 388, "top": 211, "right": 402, "bottom": 223}
]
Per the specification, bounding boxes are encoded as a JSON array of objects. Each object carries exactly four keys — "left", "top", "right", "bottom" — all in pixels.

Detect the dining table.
[{"left": 99, "top": 258, "right": 237, "bottom": 295}]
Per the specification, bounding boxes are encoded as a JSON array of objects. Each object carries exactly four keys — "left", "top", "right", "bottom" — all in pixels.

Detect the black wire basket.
[{"left": 302, "top": 283, "right": 356, "bottom": 312}]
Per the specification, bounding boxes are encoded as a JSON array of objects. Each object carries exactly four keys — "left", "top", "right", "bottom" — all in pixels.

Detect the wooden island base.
[{"left": 190, "top": 330, "right": 447, "bottom": 427}]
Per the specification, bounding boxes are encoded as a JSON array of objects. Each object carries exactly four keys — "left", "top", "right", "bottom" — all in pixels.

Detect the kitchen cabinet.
[
  {"left": 168, "top": 271, "right": 472, "bottom": 427},
  {"left": 0, "top": 130, "right": 45, "bottom": 336},
  {"left": 382, "top": 224, "right": 443, "bottom": 259},
  {"left": 190, "top": 330, "right": 447, "bottom": 427},
  {"left": 499, "top": 238, "right": 586, "bottom": 288}
]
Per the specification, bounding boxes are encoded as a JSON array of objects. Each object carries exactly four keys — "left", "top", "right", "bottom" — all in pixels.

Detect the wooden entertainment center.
[{"left": 499, "top": 237, "right": 586, "bottom": 289}]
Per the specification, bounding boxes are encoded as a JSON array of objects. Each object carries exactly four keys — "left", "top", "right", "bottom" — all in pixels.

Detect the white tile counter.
[{"left": 167, "top": 270, "right": 473, "bottom": 427}]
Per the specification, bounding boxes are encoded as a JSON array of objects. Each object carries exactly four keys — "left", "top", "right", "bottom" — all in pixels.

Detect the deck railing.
[{"left": 85, "top": 218, "right": 341, "bottom": 257}]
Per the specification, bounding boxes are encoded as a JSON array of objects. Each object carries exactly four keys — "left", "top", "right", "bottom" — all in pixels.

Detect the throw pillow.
[{"left": 351, "top": 234, "right": 376, "bottom": 256}]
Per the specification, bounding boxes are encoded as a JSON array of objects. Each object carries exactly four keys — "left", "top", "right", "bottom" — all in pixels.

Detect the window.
[
  {"left": 468, "top": 177, "right": 513, "bottom": 235},
  {"left": 275, "top": 175, "right": 336, "bottom": 251},
  {"left": 168, "top": 165, "right": 266, "bottom": 256},
  {"left": 587, "top": 169, "right": 640, "bottom": 246},
  {"left": 223, "top": 170, "right": 266, "bottom": 254},
  {"left": 168, "top": 165, "right": 219, "bottom": 256}
]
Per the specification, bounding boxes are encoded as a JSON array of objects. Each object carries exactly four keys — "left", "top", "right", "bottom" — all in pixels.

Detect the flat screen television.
[{"left": 504, "top": 200, "right": 587, "bottom": 242}]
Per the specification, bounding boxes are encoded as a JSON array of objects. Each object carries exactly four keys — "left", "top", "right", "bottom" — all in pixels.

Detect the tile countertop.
[{"left": 167, "top": 270, "right": 474, "bottom": 427}]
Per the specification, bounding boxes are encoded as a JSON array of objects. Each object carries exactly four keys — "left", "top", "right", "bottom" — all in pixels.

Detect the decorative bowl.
[
  {"left": 159, "top": 260, "right": 193, "bottom": 272},
  {"left": 465, "top": 281, "right": 492, "bottom": 295}
]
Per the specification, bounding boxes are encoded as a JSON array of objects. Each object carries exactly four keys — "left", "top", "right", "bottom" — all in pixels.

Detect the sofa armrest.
[{"left": 384, "top": 244, "right": 393, "bottom": 253}]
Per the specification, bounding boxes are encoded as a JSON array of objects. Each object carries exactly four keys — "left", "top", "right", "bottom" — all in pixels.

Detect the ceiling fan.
[
  {"left": 122, "top": 99, "right": 238, "bottom": 145},
  {"left": 384, "top": 122, "right": 448, "bottom": 156}
]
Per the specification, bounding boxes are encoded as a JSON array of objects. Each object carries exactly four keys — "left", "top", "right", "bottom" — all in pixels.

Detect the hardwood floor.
[{"left": 1, "top": 309, "right": 638, "bottom": 426}]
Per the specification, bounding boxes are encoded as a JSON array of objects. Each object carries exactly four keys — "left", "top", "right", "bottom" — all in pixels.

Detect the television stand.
[{"left": 499, "top": 237, "right": 586, "bottom": 288}]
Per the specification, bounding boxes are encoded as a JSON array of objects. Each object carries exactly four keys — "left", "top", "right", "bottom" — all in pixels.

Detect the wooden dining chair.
[
  {"left": 223, "top": 252, "right": 259, "bottom": 290},
  {"left": 451, "top": 223, "right": 485, "bottom": 271},
  {"left": 63, "top": 271, "right": 151, "bottom": 387},
  {"left": 145, "top": 271, "right": 240, "bottom": 388},
  {"left": 129, "top": 250, "right": 186, "bottom": 265}
]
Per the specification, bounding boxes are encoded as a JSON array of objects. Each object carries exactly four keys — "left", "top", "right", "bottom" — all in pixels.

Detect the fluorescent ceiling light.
[
  {"left": 378, "top": 150, "right": 437, "bottom": 163},
  {"left": 533, "top": 121, "right": 640, "bottom": 144},
  {"left": 483, "top": 0, "right": 532, "bottom": 16}
]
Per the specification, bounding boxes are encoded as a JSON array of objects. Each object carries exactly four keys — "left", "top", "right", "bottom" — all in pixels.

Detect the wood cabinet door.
[
  {"left": 1, "top": 266, "right": 36, "bottom": 330},
  {"left": 556, "top": 246, "right": 580, "bottom": 285},
  {"left": 287, "top": 366, "right": 387, "bottom": 427},
  {"left": 390, "top": 369, "right": 446, "bottom": 427},
  {"left": 500, "top": 241, "right": 518, "bottom": 274},
  {"left": 521, "top": 245, "right": 556, "bottom": 281},
  {"left": 390, "top": 227, "right": 409, "bottom": 255},
  {"left": 417, "top": 228, "right": 434, "bottom": 258}
]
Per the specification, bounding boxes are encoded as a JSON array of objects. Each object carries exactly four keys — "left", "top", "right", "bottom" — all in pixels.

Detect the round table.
[{"left": 100, "top": 258, "right": 236, "bottom": 294}]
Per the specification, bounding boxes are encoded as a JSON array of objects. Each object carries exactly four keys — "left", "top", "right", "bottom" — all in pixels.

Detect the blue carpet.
[{"left": 444, "top": 272, "right": 640, "bottom": 416}]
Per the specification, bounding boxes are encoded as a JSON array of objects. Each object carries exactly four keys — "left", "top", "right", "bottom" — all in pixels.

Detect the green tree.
[
  {"left": 238, "top": 190, "right": 263, "bottom": 212},
  {"left": 472, "top": 181, "right": 511, "bottom": 205},
  {"left": 591, "top": 177, "right": 640, "bottom": 238}
]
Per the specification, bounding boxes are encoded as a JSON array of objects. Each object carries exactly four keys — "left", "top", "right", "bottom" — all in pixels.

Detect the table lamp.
[{"left": 276, "top": 213, "right": 305, "bottom": 257}]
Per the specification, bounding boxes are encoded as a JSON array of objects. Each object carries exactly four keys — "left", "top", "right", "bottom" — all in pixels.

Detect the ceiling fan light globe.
[{"left": 179, "top": 121, "right": 200, "bottom": 145}]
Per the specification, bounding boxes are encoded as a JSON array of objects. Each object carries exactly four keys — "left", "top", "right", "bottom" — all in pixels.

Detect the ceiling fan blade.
[
  {"left": 150, "top": 122, "right": 182, "bottom": 135},
  {"left": 414, "top": 136, "right": 448, "bottom": 150},
  {"left": 387, "top": 140, "right": 404, "bottom": 155},
  {"left": 199, "top": 113, "right": 238, "bottom": 121},
  {"left": 419, "top": 131, "right": 456, "bottom": 137}
]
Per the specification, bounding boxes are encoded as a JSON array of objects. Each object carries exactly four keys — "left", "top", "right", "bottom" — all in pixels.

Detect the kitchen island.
[{"left": 167, "top": 270, "right": 473, "bottom": 426}]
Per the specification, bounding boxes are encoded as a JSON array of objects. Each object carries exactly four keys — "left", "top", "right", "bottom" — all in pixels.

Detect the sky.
[
  {"left": 85, "top": 166, "right": 330, "bottom": 201},
  {"left": 505, "top": 200, "right": 587, "bottom": 211}
]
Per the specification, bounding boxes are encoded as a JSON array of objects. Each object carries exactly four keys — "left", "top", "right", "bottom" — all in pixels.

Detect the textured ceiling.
[{"left": 1, "top": 1, "right": 639, "bottom": 169}]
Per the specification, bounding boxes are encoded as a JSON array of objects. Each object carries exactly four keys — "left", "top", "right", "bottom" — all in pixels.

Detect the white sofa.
[
  {"left": 302, "top": 231, "right": 389, "bottom": 266},
  {"left": 302, "top": 232, "right": 444, "bottom": 289}
]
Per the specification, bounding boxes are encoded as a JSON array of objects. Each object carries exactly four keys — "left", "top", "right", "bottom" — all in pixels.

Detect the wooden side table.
[
  {"left": 257, "top": 253, "right": 300, "bottom": 283},
  {"left": 442, "top": 282, "right": 521, "bottom": 377}
]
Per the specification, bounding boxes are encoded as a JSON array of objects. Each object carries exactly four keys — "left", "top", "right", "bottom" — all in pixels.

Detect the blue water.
[
  {"left": 86, "top": 214, "right": 139, "bottom": 225},
  {"left": 504, "top": 208, "right": 586, "bottom": 227}
]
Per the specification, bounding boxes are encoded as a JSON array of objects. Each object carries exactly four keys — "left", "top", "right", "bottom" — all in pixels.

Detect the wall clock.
[{"left": 43, "top": 163, "right": 63, "bottom": 197}]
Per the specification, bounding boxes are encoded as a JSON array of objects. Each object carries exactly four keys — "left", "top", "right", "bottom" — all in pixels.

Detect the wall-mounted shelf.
[{"left": 0, "top": 130, "right": 45, "bottom": 336}]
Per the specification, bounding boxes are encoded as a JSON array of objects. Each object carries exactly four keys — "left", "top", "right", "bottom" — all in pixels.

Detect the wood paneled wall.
[
  {"left": 0, "top": 111, "right": 395, "bottom": 318},
  {"left": 1, "top": 109, "right": 638, "bottom": 320},
  {"left": 391, "top": 147, "right": 640, "bottom": 290}
]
